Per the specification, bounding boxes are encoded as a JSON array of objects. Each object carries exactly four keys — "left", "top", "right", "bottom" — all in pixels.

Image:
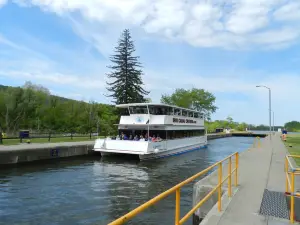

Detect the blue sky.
[{"left": 1, "top": 0, "right": 300, "bottom": 126}]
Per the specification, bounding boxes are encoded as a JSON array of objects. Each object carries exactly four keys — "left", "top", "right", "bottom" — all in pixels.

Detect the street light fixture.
[{"left": 256, "top": 85, "right": 272, "bottom": 136}]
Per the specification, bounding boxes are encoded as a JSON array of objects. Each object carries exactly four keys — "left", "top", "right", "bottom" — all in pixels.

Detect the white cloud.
[
  {"left": 4, "top": 0, "right": 299, "bottom": 50},
  {"left": 0, "top": 70, "right": 106, "bottom": 89},
  {"left": 0, "top": 0, "right": 6, "bottom": 7},
  {"left": 273, "top": 2, "right": 300, "bottom": 21},
  {"left": 252, "top": 27, "right": 300, "bottom": 45}
]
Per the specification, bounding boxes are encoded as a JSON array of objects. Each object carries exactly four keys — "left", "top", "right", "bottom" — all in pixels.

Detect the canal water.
[{"left": 0, "top": 137, "right": 254, "bottom": 225}]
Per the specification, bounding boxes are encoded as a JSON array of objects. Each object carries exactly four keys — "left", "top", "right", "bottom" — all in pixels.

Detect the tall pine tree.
[{"left": 106, "top": 29, "right": 149, "bottom": 104}]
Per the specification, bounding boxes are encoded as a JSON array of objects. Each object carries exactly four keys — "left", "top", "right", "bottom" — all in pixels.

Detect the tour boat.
[{"left": 93, "top": 103, "right": 207, "bottom": 160}]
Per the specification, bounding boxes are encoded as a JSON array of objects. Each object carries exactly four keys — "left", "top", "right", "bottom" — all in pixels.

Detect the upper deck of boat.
[{"left": 116, "top": 103, "right": 204, "bottom": 119}]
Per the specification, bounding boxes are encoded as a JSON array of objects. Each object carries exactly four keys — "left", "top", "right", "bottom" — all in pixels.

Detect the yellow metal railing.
[
  {"left": 108, "top": 152, "right": 239, "bottom": 225},
  {"left": 285, "top": 155, "right": 300, "bottom": 223}
]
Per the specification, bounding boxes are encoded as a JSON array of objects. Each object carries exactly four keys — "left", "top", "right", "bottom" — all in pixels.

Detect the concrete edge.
[
  {"left": 265, "top": 215, "right": 300, "bottom": 225},
  {"left": 198, "top": 187, "right": 239, "bottom": 225}
]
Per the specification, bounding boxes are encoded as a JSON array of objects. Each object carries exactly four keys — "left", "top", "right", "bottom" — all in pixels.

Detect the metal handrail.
[
  {"left": 108, "top": 152, "right": 239, "bottom": 225},
  {"left": 285, "top": 155, "right": 300, "bottom": 223}
]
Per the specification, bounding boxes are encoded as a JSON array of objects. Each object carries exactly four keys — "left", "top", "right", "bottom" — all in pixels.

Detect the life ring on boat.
[{"left": 154, "top": 148, "right": 159, "bottom": 153}]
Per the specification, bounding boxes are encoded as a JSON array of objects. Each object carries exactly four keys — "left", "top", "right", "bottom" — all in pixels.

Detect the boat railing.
[
  {"left": 285, "top": 155, "right": 300, "bottom": 223},
  {"left": 107, "top": 152, "right": 239, "bottom": 225}
]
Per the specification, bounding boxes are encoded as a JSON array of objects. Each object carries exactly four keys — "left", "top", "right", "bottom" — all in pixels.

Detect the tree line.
[
  {"left": 284, "top": 121, "right": 300, "bottom": 132},
  {"left": 0, "top": 82, "right": 118, "bottom": 136},
  {"left": 205, "top": 116, "right": 284, "bottom": 133}
]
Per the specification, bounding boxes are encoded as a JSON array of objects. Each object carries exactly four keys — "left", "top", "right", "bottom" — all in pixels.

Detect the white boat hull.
[
  {"left": 94, "top": 136, "right": 207, "bottom": 160},
  {"left": 138, "top": 142, "right": 207, "bottom": 160}
]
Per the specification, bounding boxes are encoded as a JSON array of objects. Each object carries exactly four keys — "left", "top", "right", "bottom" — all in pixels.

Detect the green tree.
[
  {"left": 161, "top": 88, "right": 217, "bottom": 119},
  {"left": 106, "top": 29, "right": 149, "bottom": 104},
  {"left": 284, "top": 121, "right": 300, "bottom": 132},
  {"left": 0, "top": 82, "right": 123, "bottom": 137},
  {"left": 237, "top": 122, "right": 247, "bottom": 131}
]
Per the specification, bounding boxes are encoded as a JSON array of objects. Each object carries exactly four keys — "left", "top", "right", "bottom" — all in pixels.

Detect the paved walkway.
[{"left": 215, "top": 134, "right": 299, "bottom": 225}]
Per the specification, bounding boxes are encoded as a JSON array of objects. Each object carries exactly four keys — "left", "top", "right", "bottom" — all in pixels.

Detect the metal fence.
[
  {"left": 108, "top": 152, "right": 239, "bottom": 225},
  {"left": 285, "top": 155, "right": 300, "bottom": 223},
  {"left": 0, "top": 132, "right": 99, "bottom": 144}
]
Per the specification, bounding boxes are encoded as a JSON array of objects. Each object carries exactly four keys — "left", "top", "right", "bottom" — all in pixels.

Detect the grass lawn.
[
  {"left": 1, "top": 136, "right": 100, "bottom": 146},
  {"left": 284, "top": 134, "right": 300, "bottom": 166}
]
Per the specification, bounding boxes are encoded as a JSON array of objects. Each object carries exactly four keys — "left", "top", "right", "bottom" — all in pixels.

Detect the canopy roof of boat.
[{"left": 116, "top": 103, "right": 201, "bottom": 114}]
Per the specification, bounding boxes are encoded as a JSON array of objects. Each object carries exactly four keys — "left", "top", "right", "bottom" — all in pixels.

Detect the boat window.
[
  {"left": 120, "top": 108, "right": 130, "bottom": 116},
  {"left": 168, "top": 107, "right": 174, "bottom": 115},
  {"left": 188, "top": 111, "right": 194, "bottom": 117},
  {"left": 174, "top": 108, "right": 181, "bottom": 116},
  {"left": 166, "top": 129, "right": 205, "bottom": 140},
  {"left": 161, "top": 107, "right": 169, "bottom": 115},
  {"left": 129, "top": 106, "right": 148, "bottom": 114},
  {"left": 194, "top": 113, "right": 199, "bottom": 118},
  {"left": 149, "top": 106, "right": 160, "bottom": 115},
  {"left": 182, "top": 110, "right": 187, "bottom": 117},
  {"left": 149, "top": 106, "right": 172, "bottom": 115}
]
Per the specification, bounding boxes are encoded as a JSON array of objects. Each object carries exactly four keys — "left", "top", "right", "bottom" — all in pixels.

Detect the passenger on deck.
[
  {"left": 156, "top": 134, "right": 161, "bottom": 142},
  {"left": 140, "top": 135, "right": 145, "bottom": 141},
  {"left": 116, "top": 135, "right": 120, "bottom": 140},
  {"left": 152, "top": 135, "right": 157, "bottom": 142},
  {"left": 129, "top": 134, "right": 133, "bottom": 140},
  {"left": 123, "top": 134, "right": 129, "bottom": 140},
  {"left": 148, "top": 135, "right": 152, "bottom": 142},
  {"left": 134, "top": 135, "right": 139, "bottom": 141}
]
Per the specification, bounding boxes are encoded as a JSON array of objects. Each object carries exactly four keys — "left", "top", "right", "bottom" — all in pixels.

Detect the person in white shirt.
[{"left": 140, "top": 135, "right": 145, "bottom": 141}]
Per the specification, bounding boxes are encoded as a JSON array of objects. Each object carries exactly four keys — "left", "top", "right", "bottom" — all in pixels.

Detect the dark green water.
[{"left": 0, "top": 137, "right": 254, "bottom": 225}]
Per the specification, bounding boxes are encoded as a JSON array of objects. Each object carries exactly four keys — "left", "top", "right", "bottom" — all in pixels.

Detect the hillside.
[{"left": 0, "top": 83, "right": 118, "bottom": 136}]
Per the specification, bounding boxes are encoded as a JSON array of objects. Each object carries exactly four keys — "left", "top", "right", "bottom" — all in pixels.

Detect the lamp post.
[
  {"left": 256, "top": 85, "right": 272, "bottom": 136},
  {"left": 272, "top": 111, "right": 275, "bottom": 132}
]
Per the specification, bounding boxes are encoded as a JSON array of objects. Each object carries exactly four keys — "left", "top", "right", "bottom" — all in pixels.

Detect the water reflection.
[{"left": 0, "top": 137, "right": 254, "bottom": 225}]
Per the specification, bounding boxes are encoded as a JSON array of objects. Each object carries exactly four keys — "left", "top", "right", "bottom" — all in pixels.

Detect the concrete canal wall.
[
  {"left": 0, "top": 141, "right": 95, "bottom": 165},
  {"left": 0, "top": 133, "right": 263, "bottom": 166},
  {"left": 207, "top": 133, "right": 232, "bottom": 140},
  {"left": 0, "top": 133, "right": 232, "bottom": 165},
  {"left": 192, "top": 157, "right": 237, "bottom": 225}
]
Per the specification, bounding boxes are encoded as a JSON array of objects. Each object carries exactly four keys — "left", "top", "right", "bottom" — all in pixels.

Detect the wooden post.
[{"left": 0, "top": 131, "right": 3, "bottom": 144}]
